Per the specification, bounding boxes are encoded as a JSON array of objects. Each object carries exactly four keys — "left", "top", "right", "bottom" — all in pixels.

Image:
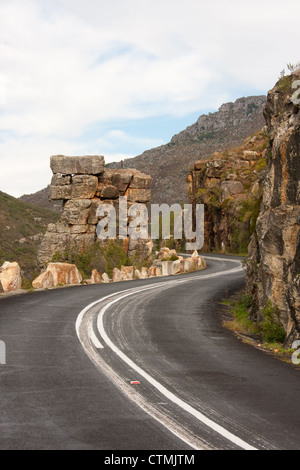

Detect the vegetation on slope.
[{"left": 0, "top": 191, "right": 59, "bottom": 285}]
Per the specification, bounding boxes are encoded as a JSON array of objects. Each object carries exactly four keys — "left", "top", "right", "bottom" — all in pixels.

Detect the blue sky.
[{"left": 0, "top": 0, "right": 299, "bottom": 196}]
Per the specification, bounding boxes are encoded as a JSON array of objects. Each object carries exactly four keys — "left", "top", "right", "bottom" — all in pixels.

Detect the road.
[{"left": 0, "top": 254, "right": 300, "bottom": 450}]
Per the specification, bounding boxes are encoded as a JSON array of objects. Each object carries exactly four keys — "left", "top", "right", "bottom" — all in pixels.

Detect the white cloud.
[{"left": 0, "top": 0, "right": 300, "bottom": 196}]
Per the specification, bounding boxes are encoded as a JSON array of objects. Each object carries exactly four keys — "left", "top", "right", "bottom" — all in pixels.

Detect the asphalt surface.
[{"left": 0, "top": 254, "right": 300, "bottom": 450}]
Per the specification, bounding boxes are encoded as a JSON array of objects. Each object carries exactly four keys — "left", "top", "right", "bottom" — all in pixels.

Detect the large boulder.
[
  {"left": 91, "top": 269, "right": 102, "bottom": 284},
  {"left": 0, "top": 262, "right": 22, "bottom": 292},
  {"left": 121, "top": 266, "right": 134, "bottom": 281},
  {"left": 32, "top": 263, "right": 82, "bottom": 289},
  {"left": 112, "top": 268, "right": 123, "bottom": 283},
  {"left": 135, "top": 267, "right": 149, "bottom": 279},
  {"left": 101, "top": 273, "right": 110, "bottom": 283},
  {"left": 50, "top": 155, "right": 105, "bottom": 175},
  {"left": 148, "top": 266, "right": 162, "bottom": 277}
]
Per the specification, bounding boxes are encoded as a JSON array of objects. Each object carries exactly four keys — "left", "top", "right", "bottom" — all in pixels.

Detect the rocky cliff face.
[
  {"left": 108, "top": 96, "right": 266, "bottom": 204},
  {"left": 38, "top": 155, "right": 153, "bottom": 268},
  {"left": 187, "top": 130, "right": 268, "bottom": 254},
  {"left": 247, "top": 71, "right": 300, "bottom": 345}
]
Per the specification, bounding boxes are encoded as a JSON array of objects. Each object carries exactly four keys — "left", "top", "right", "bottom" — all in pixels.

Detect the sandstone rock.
[
  {"left": 183, "top": 259, "right": 194, "bottom": 273},
  {"left": 112, "top": 268, "right": 123, "bottom": 283},
  {"left": 102, "top": 273, "right": 110, "bottom": 283},
  {"left": 62, "top": 199, "right": 92, "bottom": 225},
  {"left": 157, "top": 247, "right": 178, "bottom": 260},
  {"left": 140, "top": 267, "right": 148, "bottom": 279},
  {"left": 125, "top": 188, "right": 151, "bottom": 203},
  {"left": 221, "top": 181, "right": 244, "bottom": 200},
  {"left": 131, "top": 173, "right": 151, "bottom": 189},
  {"left": 101, "top": 185, "right": 118, "bottom": 199},
  {"left": 121, "top": 265, "right": 134, "bottom": 281},
  {"left": 71, "top": 175, "right": 98, "bottom": 199},
  {"left": 148, "top": 266, "right": 162, "bottom": 277},
  {"left": 32, "top": 263, "right": 82, "bottom": 289},
  {"left": 206, "top": 159, "right": 225, "bottom": 169},
  {"left": 152, "top": 259, "right": 163, "bottom": 268},
  {"left": 70, "top": 225, "right": 88, "bottom": 234},
  {"left": 0, "top": 280, "right": 4, "bottom": 293},
  {"left": 135, "top": 269, "right": 143, "bottom": 279},
  {"left": 51, "top": 174, "right": 71, "bottom": 186},
  {"left": 243, "top": 150, "right": 258, "bottom": 160},
  {"left": 226, "top": 172, "right": 238, "bottom": 181},
  {"left": 50, "top": 155, "right": 105, "bottom": 175},
  {"left": 161, "top": 261, "right": 173, "bottom": 276},
  {"left": 172, "top": 259, "right": 183, "bottom": 275},
  {"left": 50, "top": 185, "right": 72, "bottom": 200},
  {"left": 91, "top": 269, "right": 101, "bottom": 284},
  {"left": 0, "top": 262, "right": 22, "bottom": 292}
]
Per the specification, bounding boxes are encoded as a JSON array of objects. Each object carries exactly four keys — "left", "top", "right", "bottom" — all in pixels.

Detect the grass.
[{"left": 222, "top": 292, "right": 296, "bottom": 365}]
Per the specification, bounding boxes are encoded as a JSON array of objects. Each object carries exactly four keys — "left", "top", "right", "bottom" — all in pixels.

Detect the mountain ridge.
[
  {"left": 19, "top": 94, "right": 267, "bottom": 207},
  {"left": 107, "top": 95, "right": 267, "bottom": 203}
]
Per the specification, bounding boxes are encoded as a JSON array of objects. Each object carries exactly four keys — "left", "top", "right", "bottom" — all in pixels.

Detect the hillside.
[
  {"left": 0, "top": 191, "right": 60, "bottom": 284},
  {"left": 108, "top": 95, "right": 267, "bottom": 204},
  {"left": 20, "top": 186, "right": 62, "bottom": 212}
]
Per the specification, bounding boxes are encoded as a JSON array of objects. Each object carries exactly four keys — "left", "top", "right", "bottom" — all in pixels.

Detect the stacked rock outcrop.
[{"left": 38, "top": 155, "right": 152, "bottom": 267}]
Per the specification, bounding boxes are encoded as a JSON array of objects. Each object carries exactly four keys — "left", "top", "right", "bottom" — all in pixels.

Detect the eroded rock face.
[
  {"left": 0, "top": 262, "right": 22, "bottom": 292},
  {"left": 38, "top": 157, "right": 152, "bottom": 267},
  {"left": 247, "top": 71, "right": 300, "bottom": 345},
  {"left": 187, "top": 129, "right": 268, "bottom": 253}
]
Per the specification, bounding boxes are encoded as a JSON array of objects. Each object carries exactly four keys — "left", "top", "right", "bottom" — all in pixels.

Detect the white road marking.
[
  {"left": 88, "top": 322, "right": 104, "bottom": 349},
  {"left": 76, "top": 257, "right": 256, "bottom": 450}
]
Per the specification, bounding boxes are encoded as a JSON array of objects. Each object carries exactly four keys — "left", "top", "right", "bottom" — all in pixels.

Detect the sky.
[{"left": 0, "top": 0, "right": 299, "bottom": 197}]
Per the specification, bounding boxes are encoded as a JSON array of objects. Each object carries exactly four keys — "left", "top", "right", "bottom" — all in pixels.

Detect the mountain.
[
  {"left": 0, "top": 191, "right": 60, "bottom": 284},
  {"left": 19, "top": 95, "right": 267, "bottom": 208},
  {"left": 108, "top": 95, "right": 267, "bottom": 204},
  {"left": 19, "top": 186, "right": 62, "bottom": 212}
]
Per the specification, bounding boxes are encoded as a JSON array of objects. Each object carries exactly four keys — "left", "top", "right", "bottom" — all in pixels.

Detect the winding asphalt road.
[{"left": 0, "top": 255, "right": 300, "bottom": 450}]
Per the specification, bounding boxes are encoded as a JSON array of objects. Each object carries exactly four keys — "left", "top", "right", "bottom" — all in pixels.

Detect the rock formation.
[
  {"left": 247, "top": 71, "right": 300, "bottom": 345},
  {"left": 37, "top": 155, "right": 152, "bottom": 267},
  {"left": 0, "top": 262, "right": 22, "bottom": 292},
  {"left": 187, "top": 130, "right": 268, "bottom": 253}
]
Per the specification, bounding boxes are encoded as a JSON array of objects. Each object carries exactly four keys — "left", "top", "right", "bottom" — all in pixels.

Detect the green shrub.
[{"left": 260, "top": 300, "right": 286, "bottom": 343}]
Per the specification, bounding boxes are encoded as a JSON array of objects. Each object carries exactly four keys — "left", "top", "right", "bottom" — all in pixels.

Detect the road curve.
[{"left": 0, "top": 255, "right": 300, "bottom": 449}]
